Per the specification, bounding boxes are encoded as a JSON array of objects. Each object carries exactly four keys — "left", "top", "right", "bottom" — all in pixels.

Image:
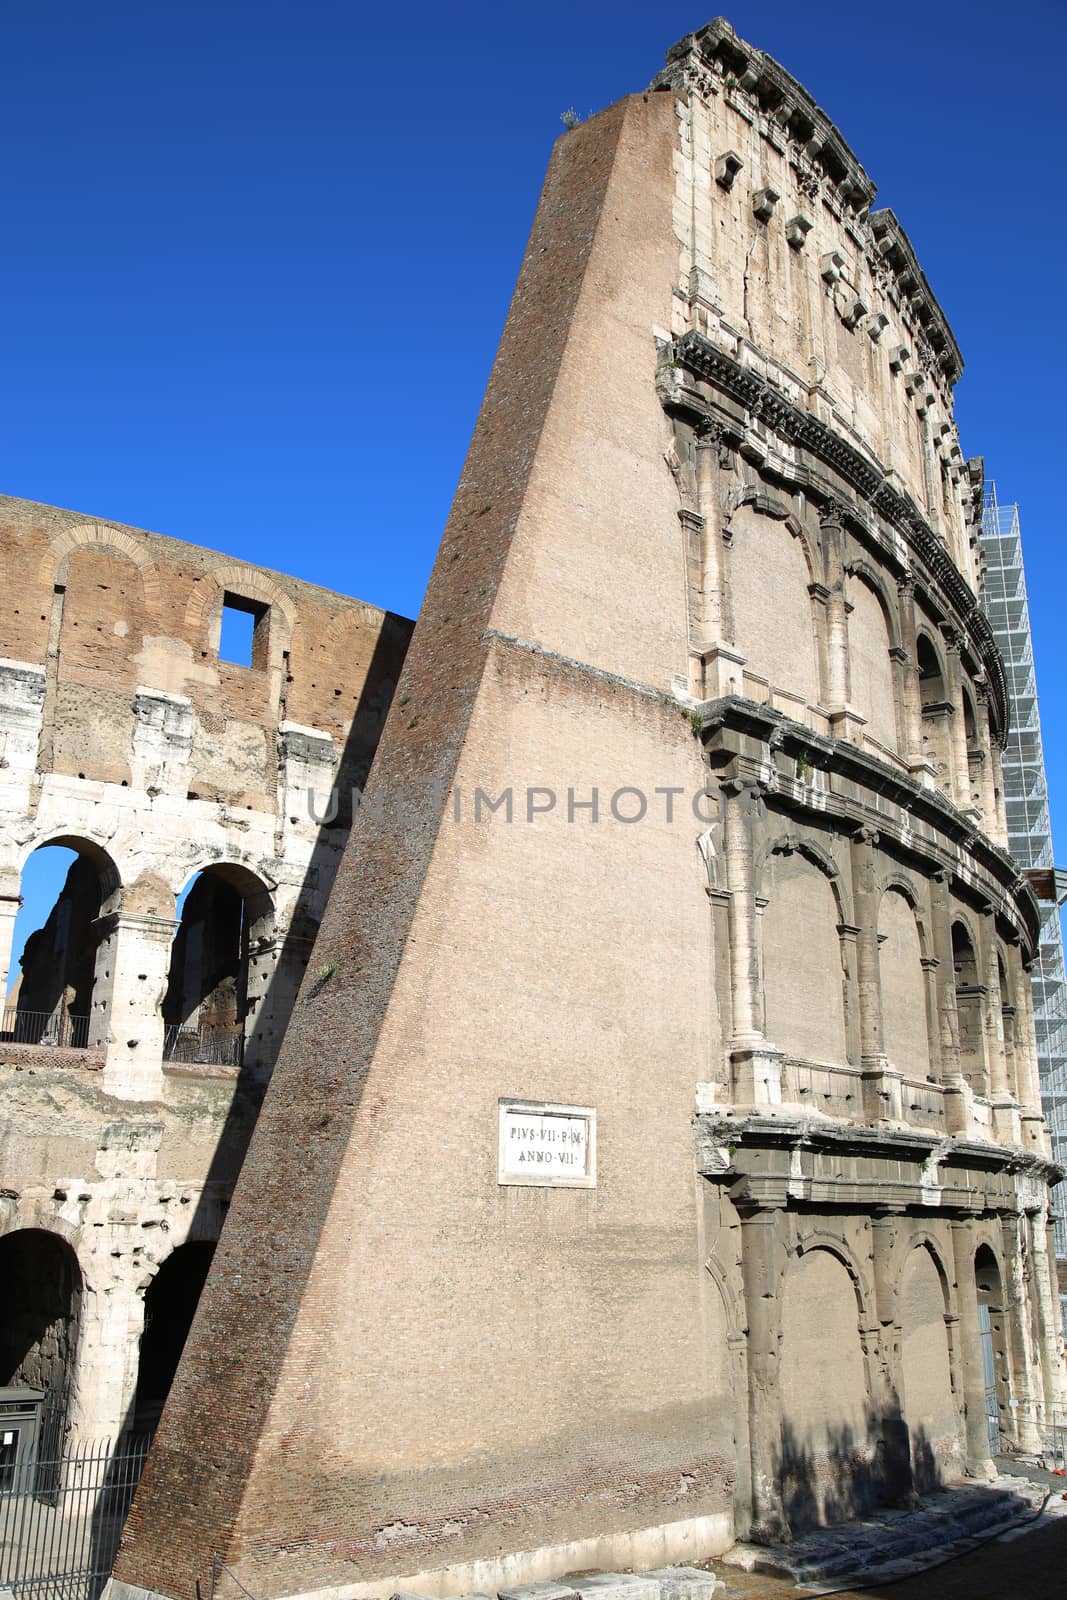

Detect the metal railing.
[
  {"left": 0, "top": 1432, "right": 153, "bottom": 1600},
  {"left": 162, "top": 1024, "right": 244, "bottom": 1067},
  {"left": 0, "top": 1008, "right": 91, "bottom": 1050}
]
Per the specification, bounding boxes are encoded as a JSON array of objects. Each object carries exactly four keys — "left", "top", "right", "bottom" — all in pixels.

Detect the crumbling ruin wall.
[{"left": 0, "top": 493, "right": 412, "bottom": 1438}]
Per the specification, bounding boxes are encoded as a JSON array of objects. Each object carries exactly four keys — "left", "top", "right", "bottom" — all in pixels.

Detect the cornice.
[
  {"left": 654, "top": 18, "right": 876, "bottom": 216},
  {"left": 666, "top": 330, "right": 1008, "bottom": 742},
  {"left": 870, "top": 209, "right": 963, "bottom": 385},
  {"left": 695, "top": 694, "right": 1039, "bottom": 950}
]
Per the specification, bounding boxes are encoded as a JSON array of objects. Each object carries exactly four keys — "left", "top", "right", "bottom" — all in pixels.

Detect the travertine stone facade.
[
  {"left": 108, "top": 17, "right": 1064, "bottom": 1600},
  {"left": 0, "top": 493, "right": 411, "bottom": 1439}
]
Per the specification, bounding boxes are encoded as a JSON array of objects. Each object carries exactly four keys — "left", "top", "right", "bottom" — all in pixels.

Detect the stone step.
[{"left": 722, "top": 1480, "right": 1040, "bottom": 1587}]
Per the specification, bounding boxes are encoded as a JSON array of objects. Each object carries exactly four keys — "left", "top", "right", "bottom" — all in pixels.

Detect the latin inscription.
[{"left": 497, "top": 1099, "right": 596, "bottom": 1187}]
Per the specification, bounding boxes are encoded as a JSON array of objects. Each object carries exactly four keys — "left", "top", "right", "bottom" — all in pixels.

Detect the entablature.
[
  {"left": 694, "top": 695, "right": 1039, "bottom": 951},
  {"left": 695, "top": 1113, "right": 1062, "bottom": 1216}
]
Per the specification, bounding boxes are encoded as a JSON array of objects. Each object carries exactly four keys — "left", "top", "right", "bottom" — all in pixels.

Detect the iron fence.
[
  {"left": 162, "top": 1024, "right": 244, "bottom": 1067},
  {"left": 0, "top": 1009, "right": 90, "bottom": 1049},
  {"left": 0, "top": 1432, "right": 152, "bottom": 1600}
]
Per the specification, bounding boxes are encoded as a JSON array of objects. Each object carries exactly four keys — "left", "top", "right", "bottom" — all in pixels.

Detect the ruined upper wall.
[
  {"left": 652, "top": 18, "right": 981, "bottom": 589},
  {"left": 0, "top": 494, "right": 412, "bottom": 809}
]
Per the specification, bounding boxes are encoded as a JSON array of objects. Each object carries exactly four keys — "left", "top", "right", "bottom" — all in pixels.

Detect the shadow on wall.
[
  {"left": 118, "top": 613, "right": 410, "bottom": 1442},
  {"left": 777, "top": 1402, "right": 942, "bottom": 1536}
]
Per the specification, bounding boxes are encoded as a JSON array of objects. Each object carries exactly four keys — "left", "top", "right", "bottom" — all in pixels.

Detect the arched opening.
[
  {"left": 952, "top": 922, "right": 987, "bottom": 1095},
  {"left": 899, "top": 1245, "right": 958, "bottom": 1488},
  {"left": 779, "top": 1247, "right": 875, "bottom": 1530},
  {"left": 962, "top": 683, "right": 984, "bottom": 810},
  {"left": 917, "top": 633, "right": 952, "bottom": 794},
  {"left": 847, "top": 577, "right": 898, "bottom": 754},
  {"left": 878, "top": 888, "right": 931, "bottom": 1079},
  {"left": 728, "top": 509, "right": 820, "bottom": 706},
  {"left": 4, "top": 840, "right": 120, "bottom": 1049},
  {"left": 0, "top": 1229, "right": 83, "bottom": 1440},
  {"left": 762, "top": 849, "right": 848, "bottom": 1068},
  {"left": 162, "top": 866, "right": 273, "bottom": 1068},
  {"left": 133, "top": 1242, "right": 216, "bottom": 1432},
  {"left": 975, "top": 1244, "right": 1011, "bottom": 1455}
]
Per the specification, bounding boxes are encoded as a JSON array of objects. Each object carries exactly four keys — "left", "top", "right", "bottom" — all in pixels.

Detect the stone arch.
[
  {"left": 878, "top": 885, "right": 931, "bottom": 1078},
  {"left": 844, "top": 559, "right": 902, "bottom": 650},
  {"left": 16, "top": 832, "right": 122, "bottom": 910},
  {"left": 916, "top": 631, "right": 952, "bottom": 792},
  {"left": 974, "top": 1241, "right": 1012, "bottom": 1451},
  {"left": 184, "top": 565, "right": 295, "bottom": 671},
  {"left": 701, "top": 1258, "right": 743, "bottom": 1465},
  {"left": 40, "top": 521, "right": 162, "bottom": 613},
  {"left": 779, "top": 1242, "right": 875, "bottom": 1530},
  {"left": 132, "top": 1239, "right": 217, "bottom": 1432},
  {"left": 898, "top": 1240, "right": 960, "bottom": 1489},
  {"left": 7, "top": 837, "right": 124, "bottom": 1047},
  {"left": 162, "top": 862, "right": 276, "bottom": 1072},
  {"left": 845, "top": 567, "right": 901, "bottom": 754},
  {"left": 726, "top": 502, "right": 821, "bottom": 707},
  {"left": 760, "top": 842, "right": 849, "bottom": 1065},
  {"left": 0, "top": 1227, "right": 84, "bottom": 1423}
]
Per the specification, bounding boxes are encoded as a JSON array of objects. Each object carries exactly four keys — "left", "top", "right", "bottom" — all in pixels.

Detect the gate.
[
  {"left": 0, "top": 1433, "right": 152, "bottom": 1600},
  {"left": 977, "top": 1301, "right": 1001, "bottom": 1455}
]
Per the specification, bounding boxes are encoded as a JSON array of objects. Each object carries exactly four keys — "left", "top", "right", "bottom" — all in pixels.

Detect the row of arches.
[
  {"left": 0, "top": 1227, "right": 214, "bottom": 1438},
  {"left": 756, "top": 840, "right": 1025, "bottom": 1102},
  {"left": 718, "top": 504, "right": 996, "bottom": 820},
  {"left": 708, "top": 1229, "right": 1014, "bottom": 1531},
  {"left": 3, "top": 837, "right": 276, "bottom": 1069}
]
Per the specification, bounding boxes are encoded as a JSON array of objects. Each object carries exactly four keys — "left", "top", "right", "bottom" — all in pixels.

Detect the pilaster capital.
[{"left": 819, "top": 495, "right": 846, "bottom": 530}]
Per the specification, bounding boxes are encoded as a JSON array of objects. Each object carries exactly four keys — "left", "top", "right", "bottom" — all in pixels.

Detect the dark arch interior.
[
  {"left": 133, "top": 1241, "right": 216, "bottom": 1433},
  {"left": 975, "top": 1243, "right": 1003, "bottom": 1306},
  {"left": 917, "top": 635, "right": 945, "bottom": 705},
  {"left": 0, "top": 1229, "right": 82, "bottom": 1402},
  {"left": 8, "top": 844, "right": 110, "bottom": 1046}
]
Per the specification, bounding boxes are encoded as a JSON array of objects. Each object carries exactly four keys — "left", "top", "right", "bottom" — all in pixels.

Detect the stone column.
[
  {"left": 838, "top": 922, "right": 862, "bottom": 1067},
  {"left": 723, "top": 780, "right": 783, "bottom": 1107},
  {"left": 849, "top": 828, "right": 902, "bottom": 1121},
  {"left": 974, "top": 682, "right": 999, "bottom": 830},
  {"left": 739, "top": 1206, "right": 788, "bottom": 1539},
  {"left": 870, "top": 1211, "right": 913, "bottom": 1500},
  {"left": 999, "top": 1213, "right": 1043, "bottom": 1452},
  {"left": 95, "top": 912, "right": 179, "bottom": 1101},
  {"left": 1031, "top": 1211, "right": 1067, "bottom": 1414},
  {"left": 820, "top": 501, "right": 855, "bottom": 731},
  {"left": 0, "top": 886, "right": 21, "bottom": 1007},
  {"left": 930, "top": 873, "right": 969, "bottom": 1134},
  {"left": 950, "top": 1218, "right": 996, "bottom": 1479},
  {"left": 920, "top": 954, "right": 944, "bottom": 1084},
  {"left": 1012, "top": 951, "right": 1048, "bottom": 1153},
  {"left": 896, "top": 574, "right": 924, "bottom": 769},
  {"left": 695, "top": 422, "right": 730, "bottom": 645},
  {"left": 940, "top": 627, "right": 972, "bottom": 813}
]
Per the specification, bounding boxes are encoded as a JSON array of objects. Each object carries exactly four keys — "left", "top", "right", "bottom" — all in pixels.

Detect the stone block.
[
  {"left": 570, "top": 1577, "right": 659, "bottom": 1600},
  {"left": 497, "top": 1585, "right": 580, "bottom": 1600},
  {"left": 643, "top": 1567, "right": 724, "bottom": 1600}
]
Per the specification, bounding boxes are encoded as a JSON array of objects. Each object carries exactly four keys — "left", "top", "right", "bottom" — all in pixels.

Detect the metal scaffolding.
[{"left": 979, "top": 485, "right": 1067, "bottom": 1264}]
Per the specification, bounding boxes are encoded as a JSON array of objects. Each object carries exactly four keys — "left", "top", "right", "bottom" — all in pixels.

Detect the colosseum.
[{"left": 3, "top": 15, "right": 1065, "bottom": 1600}]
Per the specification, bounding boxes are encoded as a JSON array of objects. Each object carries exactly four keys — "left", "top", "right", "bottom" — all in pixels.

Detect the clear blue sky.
[{"left": 3, "top": 1, "right": 1066, "bottom": 952}]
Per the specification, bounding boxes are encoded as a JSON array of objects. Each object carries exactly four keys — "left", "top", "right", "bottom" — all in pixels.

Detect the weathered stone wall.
[{"left": 0, "top": 494, "right": 412, "bottom": 1438}]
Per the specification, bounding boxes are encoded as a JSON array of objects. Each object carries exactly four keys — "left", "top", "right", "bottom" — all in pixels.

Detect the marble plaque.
[{"left": 497, "top": 1098, "right": 596, "bottom": 1187}]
